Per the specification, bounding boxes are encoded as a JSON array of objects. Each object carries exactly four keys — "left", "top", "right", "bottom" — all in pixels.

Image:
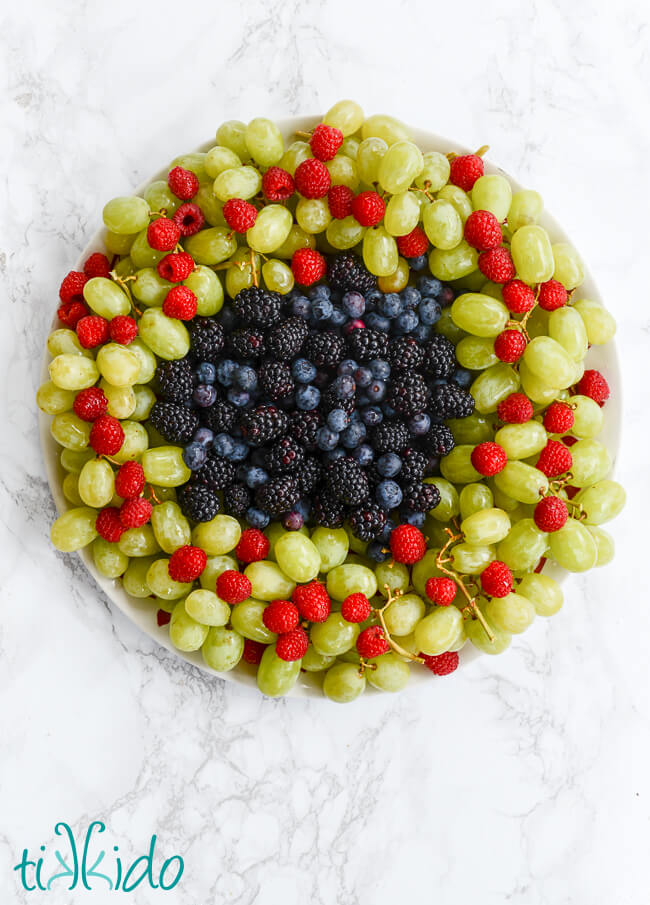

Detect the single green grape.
[
  {"left": 150, "top": 501, "right": 191, "bottom": 553},
  {"left": 50, "top": 507, "right": 98, "bottom": 552},
  {"left": 569, "top": 439, "right": 612, "bottom": 488},
  {"left": 383, "top": 592, "right": 425, "bottom": 636},
  {"left": 362, "top": 226, "right": 398, "bottom": 277},
  {"left": 191, "top": 514, "right": 240, "bottom": 556},
  {"left": 244, "top": 561, "right": 295, "bottom": 600},
  {"left": 184, "top": 589, "right": 230, "bottom": 627},
  {"left": 507, "top": 189, "right": 543, "bottom": 231},
  {"left": 311, "top": 613, "right": 360, "bottom": 656},
  {"left": 384, "top": 191, "right": 420, "bottom": 237},
  {"left": 279, "top": 140, "right": 312, "bottom": 175},
  {"left": 366, "top": 654, "right": 410, "bottom": 692},
  {"left": 435, "top": 307, "right": 467, "bottom": 343},
  {"left": 225, "top": 247, "right": 261, "bottom": 298},
  {"left": 496, "top": 518, "right": 547, "bottom": 572},
  {"left": 429, "top": 242, "right": 478, "bottom": 281},
  {"left": 310, "top": 526, "right": 349, "bottom": 572},
  {"left": 548, "top": 307, "right": 588, "bottom": 361},
  {"left": 423, "top": 199, "right": 463, "bottom": 250},
  {"left": 451, "top": 293, "right": 509, "bottom": 337},
  {"left": 456, "top": 335, "right": 498, "bottom": 370},
  {"left": 548, "top": 518, "right": 598, "bottom": 571},
  {"left": 102, "top": 196, "right": 150, "bottom": 234},
  {"left": 461, "top": 508, "right": 511, "bottom": 545},
  {"left": 202, "top": 626, "right": 244, "bottom": 671},
  {"left": 245, "top": 117, "right": 284, "bottom": 167},
  {"left": 552, "top": 242, "right": 584, "bottom": 289},
  {"left": 262, "top": 259, "right": 294, "bottom": 294},
  {"left": 118, "top": 525, "right": 161, "bottom": 557},
  {"left": 361, "top": 114, "right": 411, "bottom": 145},
  {"left": 200, "top": 555, "right": 238, "bottom": 589},
  {"left": 142, "top": 447, "right": 191, "bottom": 487},
  {"left": 510, "top": 225, "right": 554, "bottom": 285},
  {"left": 205, "top": 145, "right": 242, "bottom": 179},
  {"left": 574, "top": 480, "right": 626, "bottom": 525},
  {"left": 523, "top": 336, "right": 576, "bottom": 389},
  {"left": 256, "top": 645, "right": 301, "bottom": 696},
  {"left": 471, "top": 174, "right": 512, "bottom": 222},
  {"left": 447, "top": 413, "right": 494, "bottom": 445},
  {"left": 494, "top": 461, "right": 549, "bottom": 504},
  {"left": 518, "top": 360, "right": 559, "bottom": 406},
  {"left": 144, "top": 180, "right": 182, "bottom": 216},
  {"left": 146, "top": 558, "right": 193, "bottom": 600},
  {"left": 213, "top": 166, "right": 262, "bottom": 202},
  {"left": 324, "top": 100, "right": 365, "bottom": 135},
  {"left": 47, "top": 328, "right": 94, "bottom": 360},
  {"left": 62, "top": 472, "right": 84, "bottom": 505},
  {"left": 96, "top": 343, "right": 140, "bottom": 388},
  {"left": 122, "top": 556, "right": 158, "bottom": 597},
  {"left": 170, "top": 152, "right": 208, "bottom": 182},
  {"left": 485, "top": 592, "right": 535, "bottom": 634},
  {"left": 436, "top": 184, "right": 473, "bottom": 222},
  {"left": 183, "top": 266, "right": 224, "bottom": 316},
  {"left": 375, "top": 560, "right": 410, "bottom": 598},
  {"left": 518, "top": 573, "right": 563, "bottom": 617},
  {"left": 78, "top": 458, "right": 115, "bottom": 508},
  {"left": 131, "top": 267, "right": 172, "bottom": 307},
  {"left": 494, "top": 421, "right": 547, "bottom": 459},
  {"left": 247, "top": 205, "right": 293, "bottom": 254},
  {"left": 449, "top": 542, "right": 495, "bottom": 574},
  {"left": 427, "top": 477, "right": 460, "bottom": 522},
  {"left": 92, "top": 537, "right": 129, "bottom": 579},
  {"left": 377, "top": 257, "right": 410, "bottom": 293},
  {"left": 586, "top": 525, "right": 615, "bottom": 567},
  {"left": 216, "top": 120, "right": 249, "bottom": 160},
  {"left": 356, "top": 136, "right": 388, "bottom": 184},
  {"left": 274, "top": 532, "right": 321, "bottom": 583},
  {"left": 50, "top": 412, "right": 91, "bottom": 450},
  {"left": 459, "top": 483, "right": 494, "bottom": 520},
  {"left": 112, "top": 421, "right": 148, "bottom": 464},
  {"left": 129, "top": 231, "right": 165, "bottom": 269},
  {"left": 378, "top": 140, "right": 423, "bottom": 193},
  {"left": 230, "top": 599, "right": 275, "bottom": 643},
  {"left": 326, "top": 216, "right": 365, "bottom": 250},
  {"left": 183, "top": 226, "right": 237, "bottom": 265},
  {"left": 296, "top": 197, "right": 331, "bottom": 234},
  {"left": 326, "top": 155, "right": 359, "bottom": 190},
  {"left": 273, "top": 224, "right": 316, "bottom": 259},
  {"left": 49, "top": 354, "right": 99, "bottom": 391},
  {"left": 138, "top": 308, "right": 190, "bottom": 360},
  {"left": 415, "top": 151, "right": 450, "bottom": 192},
  {"left": 440, "top": 445, "right": 481, "bottom": 484},
  {"left": 60, "top": 448, "right": 95, "bottom": 473},
  {"left": 572, "top": 298, "right": 616, "bottom": 345},
  {"left": 327, "top": 564, "right": 378, "bottom": 601},
  {"left": 301, "top": 646, "right": 336, "bottom": 672},
  {"left": 569, "top": 395, "right": 604, "bottom": 439},
  {"left": 323, "top": 663, "right": 366, "bottom": 702},
  {"left": 194, "top": 184, "right": 227, "bottom": 227},
  {"left": 414, "top": 606, "right": 463, "bottom": 656},
  {"left": 466, "top": 615, "right": 512, "bottom": 654},
  {"left": 100, "top": 381, "right": 135, "bottom": 419}
]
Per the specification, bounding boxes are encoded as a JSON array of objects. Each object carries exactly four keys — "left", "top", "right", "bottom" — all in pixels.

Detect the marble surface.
[{"left": 1, "top": 0, "right": 648, "bottom": 901}]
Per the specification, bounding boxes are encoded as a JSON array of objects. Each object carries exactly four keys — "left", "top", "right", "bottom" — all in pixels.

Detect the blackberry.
[
  {"left": 371, "top": 419, "right": 411, "bottom": 454},
  {"left": 348, "top": 502, "right": 387, "bottom": 542},
  {"left": 430, "top": 383, "right": 475, "bottom": 420},
  {"left": 387, "top": 372, "right": 430, "bottom": 417},
  {"left": 321, "top": 385, "right": 355, "bottom": 415},
  {"left": 202, "top": 398, "right": 238, "bottom": 434},
  {"left": 401, "top": 482, "right": 441, "bottom": 513},
  {"left": 399, "top": 448, "right": 428, "bottom": 484},
  {"left": 388, "top": 336, "right": 424, "bottom": 372},
  {"left": 228, "top": 327, "right": 266, "bottom": 360},
  {"left": 365, "top": 462, "right": 383, "bottom": 490},
  {"left": 304, "top": 330, "right": 346, "bottom": 368},
  {"left": 178, "top": 482, "right": 220, "bottom": 522},
  {"left": 224, "top": 483, "right": 251, "bottom": 518},
  {"left": 188, "top": 318, "right": 225, "bottom": 363},
  {"left": 297, "top": 456, "right": 323, "bottom": 494},
  {"left": 263, "top": 436, "right": 305, "bottom": 474},
  {"left": 326, "top": 457, "right": 369, "bottom": 506},
  {"left": 327, "top": 253, "right": 377, "bottom": 296},
  {"left": 239, "top": 404, "right": 289, "bottom": 446},
  {"left": 424, "top": 424, "right": 455, "bottom": 457},
  {"left": 258, "top": 360, "right": 294, "bottom": 400},
  {"left": 346, "top": 327, "right": 389, "bottom": 362},
  {"left": 422, "top": 335, "right": 456, "bottom": 379},
  {"left": 312, "top": 491, "right": 346, "bottom": 528},
  {"left": 149, "top": 401, "right": 199, "bottom": 444},
  {"left": 195, "top": 453, "right": 236, "bottom": 490},
  {"left": 290, "top": 409, "right": 322, "bottom": 449},
  {"left": 155, "top": 359, "right": 195, "bottom": 402},
  {"left": 233, "top": 286, "right": 282, "bottom": 327},
  {"left": 255, "top": 475, "right": 301, "bottom": 516},
  {"left": 266, "top": 316, "right": 308, "bottom": 360}
]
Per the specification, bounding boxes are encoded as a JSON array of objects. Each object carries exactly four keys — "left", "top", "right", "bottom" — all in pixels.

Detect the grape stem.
[
  {"left": 435, "top": 529, "right": 495, "bottom": 642},
  {"left": 375, "top": 586, "right": 424, "bottom": 664},
  {"left": 109, "top": 271, "right": 141, "bottom": 317},
  {"left": 294, "top": 130, "right": 313, "bottom": 140}
]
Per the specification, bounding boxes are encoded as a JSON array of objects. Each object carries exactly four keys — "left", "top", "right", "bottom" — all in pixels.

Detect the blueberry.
[
  {"left": 282, "top": 511, "right": 304, "bottom": 531},
  {"left": 395, "top": 310, "right": 419, "bottom": 334},
  {"left": 235, "top": 365, "right": 258, "bottom": 391},
  {"left": 229, "top": 441, "right": 250, "bottom": 462},
  {"left": 379, "top": 518, "right": 397, "bottom": 543},
  {"left": 452, "top": 368, "right": 473, "bottom": 389},
  {"left": 342, "top": 291, "right": 366, "bottom": 318},
  {"left": 312, "top": 298, "right": 334, "bottom": 322},
  {"left": 212, "top": 432, "right": 235, "bottom": 457},
  {"left": 182, "top": 442, "right": 207, "bottom": 470},
  {"left": 378, "top": 293, "right": 402, "bottom": 318},
  {"left": 244, "top": 466, "right": 269, "bottom": 489},
  {"left": 349, "top": 408, "right": 362, "bottom": 423},
  {"left": 219, "top": 307, "right": 237, "bottom": 331},
  {"left": 194, "top": 427, "right": 214, "bottom": 447},
  {"left": 353, "top": 444, "right": 374, "bottom": 466},
  {"left": 409, "top": 413, "right": 431, "bottom": 436},
  {"left": 295, "top": 498, "right": 311, "bottom": 519},
  {"left": 309, "top": 284, "right": 331, "bottom": 300},
  {"left": 367, "top": 541, "right": 389, "bottom": 562},
  {"left": 361, "top": 406, "right": 383, "bottom": 426},
  {"left": 366, "top": 289, "right": 383, "bottom": 305},
  {"left": 338, "top": 358, "right": 358, "bottom": 377},
  {"left": 292, "top": 358, "right": 317, "bottom": 384},
  {"left": 196, "top": 362, "right": 216, "bottom": 384},
  {"left": 193, "top": 384, "right": 218, "bottom": 407},
  {"left": 292, "top": 296, "right": 312, "bottom": 319},
  {"left": 401, "top": 511, "right": 426, "bottom": 528},
  {"left": 377, "top": 453, "right": 401, "bottom": 477},
  {"left": 329, "top": 306, "right": 348, "bottom": 326},
  {"left": 334, "top": 374, "right": 356, "bottom": 399},
  {"left": 366, "top": 312, "right": 391, "bottom": 332},
  {"left": 355, "top": 367, "right": 372, "bottom": 388},
  {"left": 439, "top": 286, "right": 455, "bottom": 307},
  {"left": 327, "top": 408, "right": 350, "bottom": 432},
  {"left": 216, "top": 358, "right": 238, "bottom": 386},
  {"left": 417, "top": 276, "right": 443, "bottom": 297},
  {"left": 370, "top": 359, "right": 391, "bottom": 380},
  {"left": 295, "top": 385, "right": 321, "bottom": 410},
  {"left": 228, "top": 388, "right": 251, "bottom": 407},
  {"left": 419, "top": 298, "right": 442, "bottom": 325},
  {"left": 409, "top": 254, "right": 428, "bottom": 271},
  {"left": 366, "top": 379, "right": 386, "bottom": 402},
  {"left": 376, "top": 480, "right": 403, "bottom": 509},
  {"left": 246, "top": 507, "right": 270, "bottom": 529},
  {"left": 316, "top": 426, "right": 339, "bottom": 451},
  {"left": 401, "top": 286, "right": 421, "bottom": 308},
  {"left": 382, "top": 402, "right": 397, "bottom": 418},
  {"left": 326, "top": 447, "right": 346, "bottom": 461},
  {"left": 340, "top": 422, "right": 367, "bottom": 449},
  {"left": 412, "top": 324, "right": 432, "bottom": 343},
  {"left": 356, "top": 392, "right": 370, "bottom": 407}
]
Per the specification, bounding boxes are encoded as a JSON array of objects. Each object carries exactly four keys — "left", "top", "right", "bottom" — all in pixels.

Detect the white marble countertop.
[{"left": 1, "top": 0, "right": 649, "bottom": 901}]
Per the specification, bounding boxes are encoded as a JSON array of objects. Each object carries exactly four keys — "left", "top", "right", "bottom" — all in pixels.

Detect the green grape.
[
  {"left": 376, "top": 560, "right": 410, "bottom": 597},
  {"left": 246, "top": 205, "right": 293, "bottom": 254},
  {"left": 356, "top": 136, "right": 388, "bottom": 184},
  {"left": 274, "top": 532, "right": 321, "bottom": 583},
  {"left": 487, "top": 476, "right": 519, "bottom": 511},
  {"left": 78, "top": 458, "right": 114, "bottom": 508},
  {"left": 51, "top": 412, "right": 91, "bottom": 450},
  {"left": 118, "top": 525, "right": 161, "bottom": 557},
  {"left": 447, "top": 413, "right": 494, "bottom": 445},
  {"left": 341, "top": 136, "right": 360, "bottom": 157},
  {"left": 415, "top": 151, "right": 450, "bottom": 192},
  {"left": 296, "top": 197, "right": 331, "bottom": 234},
  {"left": 112, "top": 421, "right": 148, "bottom": 464},
  {"left": 422, "top": 199, "right": 463, "bottom": 250},
  {"left": 142, "top": 446, "right": 191, "bottom": 487},
  {"left": 310, "top": 526, "right": 349, "bottom": 572},
  {"left": 129, "top": 230, "right": 165, "bottom": 269},
  {"left": 62, "top": 472, "right": 84, "bottom": 505},
  {"left": 414, "top": 606, "right": 463, "bottom": 656},
  {"left": 301, "top": 646, "right": 336, "bottom": 672},
  {"left": 47, "top": 328, "right": 93, "bottom": 359},
  {"left": 261, "top": 259, "right": 294, "bottom": 295},
  {"left": 449, "top": 542, "right": 495, "bottom": 574},
  {"left": 436, "top": 184, "right": 473, "bottom": 222},
  {"left": 461, "top": 507, "right": 511, "bottom": 545},
  {"left": 191, "top": 514, "right": 240, "bottom": 556},
  {"left": 548, "top": 307, "right": 588, "bottom": 361},
  {"left": 517, "top": 573, "right": 563, "bottom": 617},
  {"left": 122, "top": 556, "right": 157, "bottom": 597},
  {"left": 429, "top": 241, "right": 478, "bottom": 281},
  {"left": 184, "top": 589, "right": 230, "bottom": 627},
  {"left": 326, "top": 155, "right": 359, "bottom": 190},
  {"left": 92, "top": 537, "right": 129, "bottom": 579},
  {"left": 256, "top": 646, "right": 301, "bottom": 697},
  {"left": 51, "top": 507, "right": 98, "bottom": 552},
  {"left": 230, "top": 599, "right": 275, "bottom": 643},
  {"left": 485, "top": 592, "right": 535, "bottom": 634},
  {"left": 449, "top": 621, "right": 468, "bottom": 652},
  {"left": 494, "top": 461, "right": 549, "bottom": 504},
  {"left": 552, "top": 242, "right": 584, "bottom": 289},
  {"left": 205, "top": 145, "right": 242, "bottom": 178},
  {"left": 470, "top": 363, "right": 520, "bottom": 414},
  {"left": 183, "top": 226, "right": 237, "bottom": 265},
  {"left": 143, "top": 180, "right": 182, "bottom": 216},
  {"left": 586, "top": 525, "right": 615, "bottom": 566},
  {"left": 102, "top": 196, "right": 150, "bottom": 234},
  {"left": 440, "top": 445, "right": 481, "bottom": 484},
  {"left": 510, "top": 225, "right": 554, "bottom": 285},
  {"left": 451, "top": 293, "right": 509, "bottom": 337},
  {"left": 146, "top": 558, "right": 193, "bottom": 600},
  {"left": 573, "top": 298, "right": 616, "bottom": 345},
  {"left": 574, "top": 480, "right": 626, "bottom": 525},
  {"left": 326, "top": 216, "right": 365, "bottom": 250},
  {"left": 411, "top": 549, "right": 444, "bottom": 596},
  {"left": 507, "top": 189, "right": 543, "bottom": 232},
  {"left": 216, "top": 120, "right": 249, "bottom": 160},
  {"left": 273, "top": 224, "right": 316, "bottom": 259},
  {"left": 361, "top": 114, "right": 410, "bottom": 145},
  {"left": 138, "top": 308, "right": 190, "bottom": 360},
  {"left": 321, "top": 663, "right": 364, "bottom": 702},
  {"left": 129, "top": 339, "right": 157, "bottom": 385},
  {"left": 200, "top": 555, "right": 238, "bottom": 589},
  {"left": 244, "top": 561, "right": 295, "bottom": 600},
  {"left": 279, "top": 140, "right": 311, "bottom": 175},
  {"left": 384, "top": 191, "right": 420, "bottom": 236},
  {"left": 377, "top": 257, "right": 410, "bottom": 293},
  {"left": 362, "top": 226, "right": 398, "bottom": 277},
  {"left": 459, "top": 483, "right": 494, "bottom": 520},
  {"left": 471, "top": 174, "right": 512, "bottom": 222},
  {"left": 83, "top": 277, "right": 131, "bottom": 318},
  {"left": 263, "top": 521, "right": 296, "bottom": 560},
  {"left": 203, "top": 626, "right": 245, "bottom": 672},
  {"left": 435, "top": 307, "right": 467, "bottom": 343},
  {"left": 383, "top": 592, "right": 425, "bottom": 636},
  {"left": 183, "top": 265, "right": 224, "bottom": 316},
  {"left": 494, "top": 421, "right": 547, "bottom": 459},
  {"left": 427, "top": 477, "right": 460, "bottom": 522},
  {"left": 518, "top": 360, "right": 559, "bottom": 406},
  {"left": 347, "top": 530, "right": 368, "bottom": 556},
  {"left": 456, "top": 335, "right": 498, "bottom": 370},
  {"left": 466, "top": 615, "right": 511, "bottom": 654},
  {"left": 113, "top": 258, "right": 137, "bottom": 279},
  {"left": 569, "top": 439, "right": 612, "bottom": 487},
  {"left": 450, "top": 269, "right": 487, "bottom": 292},
  {"left": 151, "top": 501, "right": 191, "bottom": 553},
  {"left": 480, "top": 281, "right": 504, "bottom": 301},
  {"left": 548, "top": 518, "right": 598, "bottom": 571},
  {"left": 60, "top": 448, "right": 95, "bottom": 473},
  {"left": 170, "top": 152, "right": 208, "bottom": 182},
  {"left": 392, "top": 632, "right": 419, "bottom": 660},
  {"left": 327, "top": 563, "right": 378, "bottom": 601},
  {"left": 132, "top": 267, "right": 172, "bottom": 307},
  {"left": 193, "top": 184, "right": 226, "bottom": 226},
  {"left": 214, "top": 165, "right": 262, "bottom": 202},
  {"left": 324, "top": 100, "right": 365, "bottom": 135},
  {"left": 99, "top": 381, "right": 134, "bottom": 419},
  {"left": 378, "top": 140, "right": 423, "bottom": 193},
  {"left": 225, "top": 247, "right": 261, "bottom": 298},
  {"left": 310, "top": 613, "right": 360, "bottom": 656},
  {"left": 105, "top": 230, "right": 138, "bottom": 255},
  {"left": 96, "top": 343, "right": 140, "bottom": 388},
  {"left": 522, "top": 337, "right": 575, "bottom": 389}
]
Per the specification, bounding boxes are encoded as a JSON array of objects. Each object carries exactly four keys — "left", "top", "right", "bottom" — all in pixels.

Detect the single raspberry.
[
  {"left": 120, "top": 497, "right": 153, "bottom": 528},
  {"left": 396, "top": 226, "right": 430, "bottom": 258},
  {"left": 292, "top": 581, "right": 331, "bottom": 623},
  {"left": 421, "top": 650, "right": 459, "bottom": 676},
  {"left": 536, "top": 439, "right": 572, "bottom": 477},
  {"left": 59, "top": 270, "right": 88, "bottom": 304},
  {"left": 534, "top": 496, "right": 568, "bottom": 532},
  {"left": 235, "top": 528, "right": 270, "bottom": 564},
  {"left": 168, "top": 165, "right": 199, "bottom": 200},
  {"left": 356, "top": 626, "right": 390, "bottom": 659},
  {"left": 291, "top": 248, "right": 327, "bottom": 286},
  {"left": 157, "top": 252, "right": 194, "bottom": 282},
  {"left": 89, "top": 414, "right": 124, "bottom": 456},
  {"left": 73, "top": 387, "right": 108, "bottom": 422},
  {"left": 502, "top": 279, "right": 536, "bottom": 313},
  {"left": 262, "top": 166, "right": 295, "bottom": 201},
  {"left": 543, "top": 401, "right": 574, "bottom": 434},
  {"left": 464, "top": 209, "right": 502, "bottom": 250},
  {"left": 538, "top": 279, "right": 568, "bottom": 311},
  {"left": 83, "top": 252, "right": 111, "bottom": 279},
  {"left": 310, "top": 123, "right": 344, "bottom": 161},
  {"left": 275, "top": 627, "right": 309, "bottom": 662},
  {"left": 114, "top": 460, "right": 146, "bottom": 499},
  {"left": 263, "top": 599, "right": 300, "bottom": 634},
  {"left": 341, "top": 593, "right": 372, "bottom": 623},
  {"left": 294, "top": 158, "right": 331, "bottom": 199},
  {"left": 216, "top": 569, "right": 252, "bottom": 604},
  {"left": 172, "top": 202, "right": 205, "bottom": 237},
  {"left": 351, "top": 191, "right": 385, "bottom": 227},
  {"left": 449, "top": 154, "right": 484, "bottom": 191},
  {"left": 223, "top": 198, "right": 258, "bottom": 232},
  {"left": 242, "top": 639, "right": 267, "bottom": 664},
  {"left": 471, "top": 441, "right": 507, "bottom": 476},
  {"left": 478, "top": 247, "right": 515, "bottom": 283},
  {"left": 95, "top": 507, "right": 125, "bottom": 543},
  {"left": 327, "top": 184, "right": 355, "bottom": 219},
  {"left": 58, "top": 300, "right": 89, "bottom": 328},
  {"left": 497, "top": 392, "right": 534, "bottom": 424},
  {"left": 147, "top": 217, "right": 181, "bottom": 252},
  {"left": 576, "top": 369, "right": 610, "bottom": 406},
  {"left": 494, "top": 329, "right": 527, "bottom": 363},
  {"left": 76, "top": 315, "right": 109, "bottom": 349},
  {"left": 168, "top": 545, "right": 207, "bottom": 582},
  {"left": 109, "top": 315, "right": 138, "bottom": 345},
  {"left": 157, "top": 609, "right": 172, "bottom": 627},
  {"left": 389, "top": 524, "right": 426, "bottom": 564},
  {"left": 163, "top": 285, "right": 198, "bottom": 320},
  {"left": 425, "top": 577, "right": 457, "bottom": 606},
  {"left": 480, "top": 561, "right": 513, "bottom": 598}
]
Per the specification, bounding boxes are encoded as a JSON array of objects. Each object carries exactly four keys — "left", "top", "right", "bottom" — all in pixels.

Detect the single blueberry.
[
  {"left": 401, "top": 286, "right": 421, "bottom": 308},
  {"left": 356, "top": 392, "right": 370, "bottom": 407},
  {"left": 312, "top": 298, "right": 334, "bottom": 322},
  {"left": 340, "top": 422, "right": 367, "bottom": 449},
  {"left": 412, "top": 324, "right": 432, "bottom": 343},
  {"left": 379, "top": 518, "right": 397, "bottom": 544},
  {"left": 194, "top": 427, "right": 214, "bottom": 447},
  {"left": 292, "top": 296, "right": 312, "bottom": 319},
  {"left": 361, "top": 406, "right": 383, "bottom": 426},
  {"left": 438, "top": 286, "right": 455, "bottom": 307},
  {"left": 401, "top": 511, "right": 426, "bottom": 528},
  {"left": 295, "top": 385, "right": 321, "bottom": 410},
  {"left": 334, "top": 374, "right": 356, "bottom": 399},
  {"left": 235, "top": 365, "right": 258, "bottom": 391},
  {"left": 366, "top": 379, "right": 386, "bottom": 402},
  {"left": 295, "top": 498, "right": 312, "bottom": 519},
  {"left": 182, "top": 442, "right": 207, "bottom": 470},
  {"left": 327, "top": 408, "right": 350, "bottom": 432},
  {"left": 382, "top": 402, "right": 397, "bottom": 418},
  {"left": 342, "top": 291, "right": 366, "bottom": 318},
  {"left": 246, "top": 507, "right": 270, "bottom": 529},
  {"left": 367, "top": 541, "right": 389, "bottom": 562},
  {"left": 196, "top": 362, "right": 216, "bottom": 384},
  {"left": 376, "top": 480, "right": 403, "bottom": 509},
  {"left": 212, "top": 432, "right": 235, "bottom": 457},
  {"left": 377, "top": 453, "right": 401, "bottom": 478},
  {"left": 227, "top": 388, "right": 251, "bottom": 407},
  {"left": 326, "top": 448, "right": 346, "bottom": 461},
  {"left": 338, "top": 358, "right": 358, "bottom": 377},
  {"left": 355, "top": 367, "right": 372, "bottom": 388},
  {"left": 417, "top": 276, "right": 443, "bottom": 297},
  {"left": 193, "top": 384, "right": 218, "bottom": 407},
  {"left": 292, "top": 358, "right": 317, "bottom": 384},
  {"left": 309, "top": 284, "right": 331, "bottom": 300},
  {"left": 409, "top": 254, "right": 428, "bottom": 271},
  {"left": 409, "top": 413, "right": 431, "bottom": 436},
  {"left": 228, "top": 441, "right": 250, "bottom": 462},
  {"left": 329, "top": 306, "right": 348, "bottom": 326},
  {"left": 366, "top": 312, "right": 391, "bottom": 332},
  {"left": 378, "top": 293, "right": 402, "bottom": 318},
  {"left": 370, "top": 359, "right": 391, "bottom": 380},
  {"left": 419, "top": 298, "right": 442, "bottom": 325},
  {"left": 366, "top": 289, "right": 383, "bottom": 305},
  {"left": 216, "top": 358, "right": 238, "bottom": 386},
  {"left": 395, "top": 310, "right": 419, "bottom": 334},
  {"left": 245, "top": 466, "right": 269, "bottom": 489},
  {"left": 452, "top": 368, "right": 473, "bottom": 389},
  {"left": 353, "top": 444, "right": 374, "bottom": 466},
  {"left": 316, "top": 426, "right": 339, "bottom": 451}
]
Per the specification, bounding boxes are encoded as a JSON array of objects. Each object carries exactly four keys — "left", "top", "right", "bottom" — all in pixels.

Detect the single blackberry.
[
  {"left": 388, "top": 336, "right": 424, "bottom": 372},
  {"left": 188, "top": 318, "right": 225, "bottom": 363},
  {"left": 422, "top": 335, "right": 456, "bottom": 379},
  {"left": 424, "top": 424, "right": 456, "bottom": 457},
  {"left": 320, "top": 385, "right": 355, "bottom": 415},
  {"left": 430, "top": 383, "right": 475, "bottom": 419},
  {"left": 228, "top": 327, "right": 266, "bottom": 360},
  {"left": 178, "top": 482, "right": 220, "bottom": 522},
  {"left": 263, "top": 436, "right": 305, "bottom": 474},
  {"left": 312, "top": 491, "right": 346, "bottom": 528},
  {"left": 387, "top": 372, "right": 430, "bottom": 417},
  {"left": 304, "top": 330, "right": 346, "bottom": 368},
  {"left": 239, "top": 404, "right": 289, "bottom": 446},
  {"left": 255, "top": 475, "right": 301, "bottom": 516},
  {"left": 259, "top": 361, "right": 295, "bottom": 400},
  {"left": 348, "top": 502, "right": 387, "bottom": 542},
  {"left": 297, "top": 456, "right": 323, "bottom": 494},
  {"left": 346, "top": 327, "right": 389, "bottom": 362},
  {"left": 266, "top": 316, "right": 308, "bottom": 360},
  {"left": 195, "top": 453, "right": 237, "bottom": 490},
  {"left": 202, "top": 398, "right": 238, "bottom": 434},
  {"left": 326, "top": 457, "right": 369, "bottom": 506},
  {"left": 327, "top": 253, "right": 377, "bottom": 296},
  {"left": 233, "top": 286, "right": 282, "bottom": 327},
  {"left": 401, "top": 482, "right": 441, "bottom": 513},
  {"left": 290, "top": 409, "right": 322, "bottom": 449},
  {"left": 149, "top": 401, "right": 199, "bottom": 444},
  {"left": 399, "top": 448, "right": 428, "bottom": 484},
  {"left": 371, "top": 419, "right": 411, "bottom": 454},
  {"left": 155, "top": 359, "right": 195, "bottom": 402},
  {"left": 224, "top": 483, "right": 251, "bottom": 518}
]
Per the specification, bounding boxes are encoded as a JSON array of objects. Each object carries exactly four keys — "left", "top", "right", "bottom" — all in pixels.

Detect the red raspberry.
[
  {"left": 341, "top": 593, "right": 372, "bottom": 623},
  {"left": 95, "top": 507, "right": 125, "bottom": 543},
  {"left": 356, "top": 626, "right": 390, "bottom": 659},
  {"left": 157, "top": 609, "right": 172, "bottom": 627},
  {"left": 275, "top": 627, "right": 309, "bottom": 662},
  {"left": 120, "top": 497, "right": 153, "bottom": 528},
  {"left": 536, "top": 439, "right": 572, "bottom": 478},
  {"left": 389, "top": 524, "right": 426, "bottom": 564},
  {"left": 538, "top": 279, "right": 568, "bottom": 312},
  {"left": 464, "top": 210, "right": 502, "bottom": 250},
  {"left": 58, "top": 300, "right": 89, "bottom": 328},
  {"left": 421, "top": 650, "right": 459, "bottom": 676},
  {"left": 263, "top": 599, "right": 300, "bottom": 634},
  {"left": 157, "top": 252, "right": 195, "bottom": 282},
  {"left": 223, "top": 198, "right": 258, "bottom": 233},
  {"left": 83, "top": 253, "right": 111, "bottom": 279},
  {"left": 216, "top": 569, "right": 252, "bottom": 604},
  {"left": 291, "top": 248, "right": 327, "bottom": 286},
  {"left": 235, "top": 528, "right": 270, "bottom": 564},
  {"left": 576, "top": 369, "right": 610, "bottom": 406},
  {"left": 471, "top": 441, "right": 507, "bottom": 476},
  {"left": 294, "top": 158, "right": 331, "bottom": 199},
  {"left": 109, "top": 315, "right": 138, "bottom": 345},
  {"left": 480, "top": 561, "right": 513, "bottom": 598},
  {"left": 168, "top": 545, "right": 207, "bottom": 582},
  {"left": 449, "top": 154, "right": 484, "bottom": 191},
  {"left": 534, "top": 496, "right": 568, "bottom": 532},
  {"left": 543, "top": 401, "right": 574, "bottom": 434},
  {"left": 73, "top": 387, "right": 108, "bottom": 422},
  {"left": 292, "top": 581, "right": 331, "bottom": 623},
  {"left": 114, "top": 460, "right": 146, "bottom": 499},
  {"left": 59, "top": 270, "right": 88, "bottom": 304},
  {"left": 172, "top": 202, "right": 205, "bottom": 237},
  {"left": 327, "top": 184, "right": 355, "bottom": 219},
  {"left": 478, "top": 247, "right": 515, "bottom": 283},
  {"left": 502, "top": 279, "right": 536, "bottom": 314},
  {"left": 351, "top": 191, "right": 385, "bottom": 227},
  {"left": 76, "top": 315, "right": 109, "bottom": 349},
  {"left": 310, "top": 123, "right": 344, "bottom": 161},
  {"left": 89, "top": 414, "right": 124, "bottom": 456},
  {"left": 563, "top": 436, "right": 578, "bottom": 447},
  {"left": 168, "top": 165, "right": 199, "bottom": 200},
  {"left": 147, "top": 217, "right": 181, "bottom": 252},
  {"left": 494, "top": 329, "right": 527, "bottom": 363},
  {"left": 396, "top": 226, "right": 430, "bottom": 258},
  {"left": 162, "top": 285, "right": 197, "bottom": 320},
  {"left": 425, "top": 577, "right": 457, "bottom": 606},
  {"left": 497, "top": 392, "right": 534, "bottom": 424},
  {"left": 262, "top": 166, "right": 295, "bottom": 201},
  {"left": 242, "top": 639, "right": 267, "bottom": 664}
]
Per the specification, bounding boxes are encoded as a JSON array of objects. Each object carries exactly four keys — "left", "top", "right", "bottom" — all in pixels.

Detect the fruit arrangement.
[{"left": 38, "top": 101, "right": 625, "bottom": 702}]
